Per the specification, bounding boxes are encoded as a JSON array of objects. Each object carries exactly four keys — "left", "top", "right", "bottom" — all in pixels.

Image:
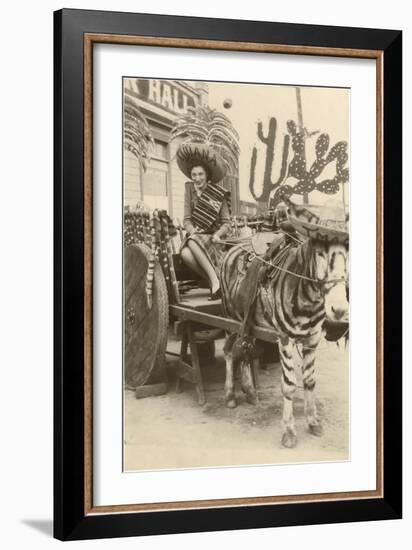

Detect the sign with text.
[{"left": 126, "top": 79, "right": 197, "bottom": 114}]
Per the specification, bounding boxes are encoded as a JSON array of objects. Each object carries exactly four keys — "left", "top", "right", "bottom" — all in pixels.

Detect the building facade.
[{"left": 124, "top": 78, "right": 240, "bottom": 221}]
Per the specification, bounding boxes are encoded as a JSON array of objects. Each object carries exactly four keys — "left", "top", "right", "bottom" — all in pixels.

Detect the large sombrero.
[
  {"left": 288, "top": 203, "right": 349, "bottom": 243},
  {"left": 176, "top": 143, "right": 227, "bottom": 183}
]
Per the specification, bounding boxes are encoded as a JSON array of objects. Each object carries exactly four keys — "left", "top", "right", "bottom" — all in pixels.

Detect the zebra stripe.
[{"left": 220, "top": 239, "right": 327, "bottom": 342}]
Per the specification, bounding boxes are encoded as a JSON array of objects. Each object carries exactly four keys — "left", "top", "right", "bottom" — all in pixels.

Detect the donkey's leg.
[
  {"left": 279, "top": 340, "right": 298, "bottom": 448},
  {"left": 240, "top": 359, "right": 258, "bottom": 405},
  {"left": 224, "top": 351, "right": 237, "bottom": 408},
  {"left": 302, "top": 333, "right": 323, "bottom": 436}
]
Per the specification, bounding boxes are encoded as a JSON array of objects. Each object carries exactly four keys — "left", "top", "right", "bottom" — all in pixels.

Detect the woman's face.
[{"left": 191, "top": 165, "right": 208, "bottom": 192}]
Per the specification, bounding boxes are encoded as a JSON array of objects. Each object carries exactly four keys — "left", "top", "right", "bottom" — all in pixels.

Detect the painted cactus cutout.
[{"left": 248, "top": 117, "right": 349, "bottom": 208}]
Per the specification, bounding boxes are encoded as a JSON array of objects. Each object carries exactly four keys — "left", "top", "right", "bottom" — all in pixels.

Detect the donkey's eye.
[{"left": 317, "top": 251, "right": 326, "bottom": 259}]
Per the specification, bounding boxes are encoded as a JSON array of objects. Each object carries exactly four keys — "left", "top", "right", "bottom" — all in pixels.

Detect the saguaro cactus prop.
[
  {"left": 248, "top": 118, "right": 290, "bottom": 204},
  {"left": 249, "top": 118, "right": 349, "bottom": 209},
  {"left": 271, "top": 120, "right": 349, "bottom": 207}
]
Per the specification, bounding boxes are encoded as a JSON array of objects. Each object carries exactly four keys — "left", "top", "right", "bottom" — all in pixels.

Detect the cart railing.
[{"left": 123, "top": 207, "right": 287, "bottom": 306}]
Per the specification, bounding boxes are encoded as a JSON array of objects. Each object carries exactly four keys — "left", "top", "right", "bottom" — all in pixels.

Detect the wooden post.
[
  {"left": 295, "top": 87, "right": 309, "bottom": 205},
  {"left": 341, "top": 181, "right": 348, "bottom": 224}
]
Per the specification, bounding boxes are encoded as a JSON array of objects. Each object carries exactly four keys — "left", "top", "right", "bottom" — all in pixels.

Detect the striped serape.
[{"left": 191, "top": 183, "right": 228, "bottom": 232}]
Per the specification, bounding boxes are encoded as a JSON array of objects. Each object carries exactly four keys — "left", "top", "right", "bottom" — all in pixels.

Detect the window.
[
  {"left": 153, "top": 140, "right": 168, "bottom": 160},
  {"left": 142, "top": 140, "right": 169, "bottom": 210},
  {"left": 144, "top": 162, "right": 168, "bottom": 197}
]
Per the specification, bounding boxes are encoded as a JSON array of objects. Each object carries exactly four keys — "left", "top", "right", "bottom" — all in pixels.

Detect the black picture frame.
[{"left": 54, "top": 8, "right": 402, "bottom": 541}]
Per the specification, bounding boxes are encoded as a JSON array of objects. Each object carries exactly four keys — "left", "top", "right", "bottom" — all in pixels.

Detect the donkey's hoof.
[
  {"left": 246, "top": 392, "right": 258, "bottom": 405},
  {"left": 226, "top": 398, "right": 237, "bottom": 409},
  {"left": 308, "top": 423, "right": 324, "bottom": 437},
  {"left": 281, "top": 428, "right": 297, "bottom": 448}
]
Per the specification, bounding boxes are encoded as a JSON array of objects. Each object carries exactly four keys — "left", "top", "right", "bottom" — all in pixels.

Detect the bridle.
[{"left": 232, "top": 242, "right": 347, "bottom": 296}]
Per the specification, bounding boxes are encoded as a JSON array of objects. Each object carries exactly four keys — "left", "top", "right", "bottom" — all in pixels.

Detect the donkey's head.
[
  {"left": 286, "top": 201, "right": 349, "bottom": 323},
  {"left": 310, "top": 238, "right": 349, "bottom": 322}
]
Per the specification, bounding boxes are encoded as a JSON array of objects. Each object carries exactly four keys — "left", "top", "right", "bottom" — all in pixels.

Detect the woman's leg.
[
  {"left": 187, "top": 240, "right": 220, "bottom": 293},
  {"left": 180, "top": 246, "right": 205, "bottom": 279}
]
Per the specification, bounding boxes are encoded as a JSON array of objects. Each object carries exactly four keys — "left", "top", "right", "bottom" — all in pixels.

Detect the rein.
[{"left": 221, "top": 239, "right": 346, "bottom": 290}]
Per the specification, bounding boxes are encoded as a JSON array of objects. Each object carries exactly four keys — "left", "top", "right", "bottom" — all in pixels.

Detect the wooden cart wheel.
[{"left": 124, "top": 243, "right": 169, "bottom": 389}]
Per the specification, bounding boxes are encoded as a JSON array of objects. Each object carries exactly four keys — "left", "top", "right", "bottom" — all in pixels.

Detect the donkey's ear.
[
  {"left": 287, "top": 216, "right": 312, "bottom": 239},
  {"left": 285, "top": 199, "right": 320, "bottom": 225}
]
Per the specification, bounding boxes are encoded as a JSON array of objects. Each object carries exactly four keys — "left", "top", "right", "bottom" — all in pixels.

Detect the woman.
[{"left": 177, "top": 143, "right": 231, "bottom": 300}]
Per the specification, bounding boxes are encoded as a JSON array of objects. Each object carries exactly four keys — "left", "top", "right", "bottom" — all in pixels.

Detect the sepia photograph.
[
  {"left": 52, "top": 8, "right": 402, "bottom": 541},
  {"left": 123, "top": 77, "right": 350, "bottom": 471}
]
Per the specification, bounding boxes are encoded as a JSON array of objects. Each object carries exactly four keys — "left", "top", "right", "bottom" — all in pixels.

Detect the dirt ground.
[{"left": 124, "top": 334, "right": 349, "bottom": 471}]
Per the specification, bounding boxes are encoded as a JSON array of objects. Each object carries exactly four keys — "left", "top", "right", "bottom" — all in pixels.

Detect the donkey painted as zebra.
[{"left": 220, "top": 208, "right": 349, "bottom": 448}]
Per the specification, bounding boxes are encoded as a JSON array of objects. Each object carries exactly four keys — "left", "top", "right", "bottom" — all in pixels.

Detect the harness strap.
[
  {"left": 224, "top": 241, "right": 345, "bottom": 288},
  {"left": 228, "top": 261, "right": 265, "bottom": 362},
  {"left": 228, "top": 236, "right": 290, "bottom": 361}
]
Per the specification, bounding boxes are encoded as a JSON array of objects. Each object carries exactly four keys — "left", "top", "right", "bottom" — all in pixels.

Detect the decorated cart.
[{"left": 123, "top": 208, "right": 286, "bottom": 403}]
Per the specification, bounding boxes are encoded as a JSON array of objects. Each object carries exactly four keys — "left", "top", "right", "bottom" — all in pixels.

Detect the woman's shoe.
[{"left": 209, "top": 287, "right": 222, "bottom": 301}]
